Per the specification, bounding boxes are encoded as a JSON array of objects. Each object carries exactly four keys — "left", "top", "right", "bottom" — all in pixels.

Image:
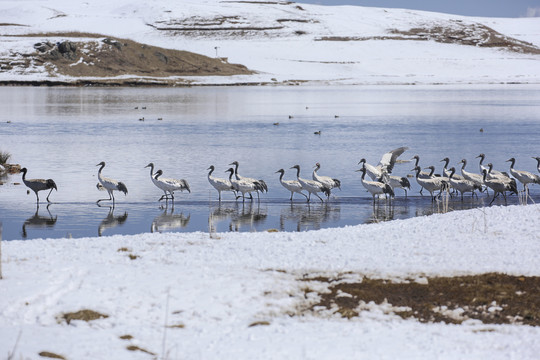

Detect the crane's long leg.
[
  {"left": 316, "top": 193, "right": 324, "bottom": 203},
  {"left": 97, "top": 190, "right": 113, "bottom": 204},
  {"left": 34, "top": 190, "right": 39, "bottom": 203},
  {"left": 489, "top": 192, "right": 500, "bottom": 205},
  {"left": 46, "top": 188, "right": 54, "bottom": 203}
]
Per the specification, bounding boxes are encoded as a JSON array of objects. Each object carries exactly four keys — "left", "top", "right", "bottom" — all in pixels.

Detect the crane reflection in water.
[
  {"left": 97, "top": 205, "right": 128, "bottom": 237},
  {"left": 22, "top": 204, "right": 57, "bottom": 239},
  {"left": 151, "top": 204, "right": 190, "bottom": 233}
]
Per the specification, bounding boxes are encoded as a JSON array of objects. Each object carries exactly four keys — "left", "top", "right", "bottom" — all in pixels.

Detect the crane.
[
  {"left": 229, "top": 161, "right": 268, "bottom": 200},
  {"left": 458, "top": 159, "right": 485, "bottom": 193},
  {"left": 207, "top": 165, "right": 236, "bottom": 201},
  {"left": 356, "top": 167, "right": 394, "bottom": 202},
  {"left": 96, "top": 161, "right": 128, "bottom": 204},
  {"left": 446, "top": 167, "right": 482, "bottom": 200},
  {"left": 20, "top": 167, "right": 57, "bottom": 203},
  {"left": 412, "top": 166, "right": 448, "bottom": 201},
  {"left": 226, "top": 167, "right": 265, "bottom": 203},
  {"left": 276, "top": 168, "right": 308, "bottom": 201},
  {"left": 152, "top": 170, "right": 191, "bottom": 202},
  {"left": 290, "top": 165, "right": 330, "bottom": 203},
  {"left": 482, "top": 169, "right": 518, "bottom": 205},
  {"left": 312, "top": 162, "right": 341, "bottom": 198},
  {"left": 533, "top": 157, "right": 540, "bottom": 173},
  {"left": 506, "top": 157, "right": 540, "bottom": 193}
]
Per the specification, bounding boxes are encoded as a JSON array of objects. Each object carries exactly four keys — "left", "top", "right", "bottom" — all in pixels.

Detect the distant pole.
[{"left": 214, "top": 46, "right": 219, "bottom": 58}]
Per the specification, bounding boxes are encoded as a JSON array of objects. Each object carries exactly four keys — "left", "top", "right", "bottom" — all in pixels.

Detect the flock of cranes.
[{"left": 15, "top": 150, "right": 540, "bottom": 206}]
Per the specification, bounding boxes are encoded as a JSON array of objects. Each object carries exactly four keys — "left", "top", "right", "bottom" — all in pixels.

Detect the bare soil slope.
[{"left": 2, "top": 33, "right": 252, "bottom": 85}]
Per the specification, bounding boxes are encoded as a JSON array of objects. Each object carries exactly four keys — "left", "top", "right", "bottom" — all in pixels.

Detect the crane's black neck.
[{"left": 442, "top": 158, "right": 449, "bottom": 169}]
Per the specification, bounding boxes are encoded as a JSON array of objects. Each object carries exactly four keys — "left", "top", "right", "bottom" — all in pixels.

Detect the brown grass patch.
[
  {"left": 249, "top": 320, "right": 271, "bottom": 327},
  {"left": 38, "top": 352, "right": 66, "bottom": 359},
  {"left": 167, "top": 323, "right": 186, "bottom": 328},
  {"left": 126, "top": 345, "right": 156, "bottom": 356},
  {"left": 302, "top": 273, "right": 540, "bottom": 326},
  {"left": 60, "top": 309, "right": 109, "bottom": 325},
  {"left": 0, "top": 34, "right": 252, "bottom": 85},
  {"left": 119, "top": 334, "right": 133, "bottom": 340},
  {"left": 317, "top": 21, "right": 540, "bottom": 55}
]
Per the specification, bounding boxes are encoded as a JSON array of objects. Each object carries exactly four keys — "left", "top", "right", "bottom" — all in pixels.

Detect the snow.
[
  {"left": 1, "top": 204, "right": 540, "bottom": 359},
  {"left": 1, "top": 1, "right": 540, "bottom": 358},
  {"left": 0, "top": 0, "right": 539, "bottom": 85}
]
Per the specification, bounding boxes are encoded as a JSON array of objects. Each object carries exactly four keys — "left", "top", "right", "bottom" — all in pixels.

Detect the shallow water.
[{"left": 1, "top": 85, "right": 539, "bottom": 240}]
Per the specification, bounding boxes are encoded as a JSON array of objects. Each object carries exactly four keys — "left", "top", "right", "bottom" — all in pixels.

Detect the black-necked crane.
[
  {"left": 412, "top": 166, "right": 448, "bottom": 201},
  {"left": 229, "top": 161, "right": 268, "bottom": 200},
  {"left": 458, "top": 159, "right": 485, "bottom": 192},
  {"left": 447, "top": 167, "right": 481, "bottom": 200},
  {"left": 410, "top": 154, "right": 431, "bottom": 194},
  {"left": 357, "top": 158, "right": 382, "bottom": 181},
  {"left": 207, "top": 165, "right": 236, "bottom": 201},
  {"left": 20, "top": 167, "right": 57, "bottom": 203},
  {"left": 358, "top": 146, "right": 409, "bottom": 181},
  {"left": 312, "top": 162, "right": 341, "bottom": 198},
  {"left": 290, "top": 165, "right": 329, "bottom": 203},
  {"left": 533, "top": 157, "right": 540, "bottom": 173},
  {"left": 476, "top": 153, "right": 508, "bottom": 178},
  {"left": 386, "top": 174, "right": 411, "bottom": 198},
  {"left": 356, "top": 167, "right": 394, "bottom": 202},
  {"left": 506, "top": 157, "right": 540, "bottom": 193},
  {"left": 145, "top": 163, "right": 190, "bottom": 202},
  {"left": 486, "top": 163, "right": 517, "bottom": 197},
  {"left": 485, "top": 163, "right": 513, "bottom": 182},
  {"left": 276, "top": 168, "right": 308, "bottom": 201},
  {"left": 440, "top": 157, "right": 464, "bottom": 180},
  {"left": 482, "top": 169, "right": 518, "bottom": 205},
  {"left": 96, "top": 161, "right": 128, "bottom": 204},
  {"left": 153, "top": 170, "right": 190, "bottom": 202},
  {"left": 226, "top": 167, "right": 265, "bottom": 203}
]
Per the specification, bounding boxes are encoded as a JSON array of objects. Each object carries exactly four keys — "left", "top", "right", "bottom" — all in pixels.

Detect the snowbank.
[{"left": 1, "top": 204, "right": 539, "bottom": 359}]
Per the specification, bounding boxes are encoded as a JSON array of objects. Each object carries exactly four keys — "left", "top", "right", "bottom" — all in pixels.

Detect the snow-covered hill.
[{"left": 0, "top": 0, "right": 539, "bottom": 85}]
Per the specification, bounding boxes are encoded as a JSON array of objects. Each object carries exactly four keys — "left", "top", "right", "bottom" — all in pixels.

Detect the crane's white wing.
[{"left": 378, "top": 146, "right": 409, "bottom": 174}]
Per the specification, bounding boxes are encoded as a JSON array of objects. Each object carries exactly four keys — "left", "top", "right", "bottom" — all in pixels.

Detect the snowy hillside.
[{"left": 0, "top": 0, "right": 539, "bottom": 85}]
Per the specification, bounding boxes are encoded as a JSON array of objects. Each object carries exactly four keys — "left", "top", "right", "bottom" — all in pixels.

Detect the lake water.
[{"left": 1, "top": 85, "right": 539, "bottom": 240}]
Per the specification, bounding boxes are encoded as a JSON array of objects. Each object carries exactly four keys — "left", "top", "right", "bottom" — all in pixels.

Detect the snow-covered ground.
[
  {"left": 1, "top": 204, "right": 539, "bottom": 359},
  {"left": 2, "top": 1, "right": 540, "bottom": 358},
  {"left": 0, "top": 0, "right": 539, "bottom": 85}
]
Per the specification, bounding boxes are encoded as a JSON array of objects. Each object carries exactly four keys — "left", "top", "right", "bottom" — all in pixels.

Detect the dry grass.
[
  {"left": 0, "top": 150, "right": 11, "bottom": 165},
  {"left": 59, "top": 309, "right": 109, "bottom": 325},
  {"left": 38, "top": 352, "right": 66, "bottom": 359},
  {"left": 33, "top": 36, "right": 252, "bottom": 78},
  {"left": 0, "top": 33, "right": 252, "bottom": 86},
  {"left": 301, "top": 273, "right": 540, "bottom": 326},
  {"left": 317, "top": 22, "right": 540, "bottom": 55},
  {"left": 126, "top": 345, "right": 156, "bottom": 356}
]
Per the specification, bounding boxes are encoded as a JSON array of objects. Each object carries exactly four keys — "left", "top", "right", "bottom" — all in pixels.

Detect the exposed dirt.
[
  {"left": 59, "top": 309, "right": 109, "bottom": 325},
  {"left": 298, "top": 273, "right": 540, "bottom": 326},
  {"left": 0, "top": 33, "right": 252, "bottom": 86},
  {"left": 317, "top": 21, "right": 540, "bottom": 55}
]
